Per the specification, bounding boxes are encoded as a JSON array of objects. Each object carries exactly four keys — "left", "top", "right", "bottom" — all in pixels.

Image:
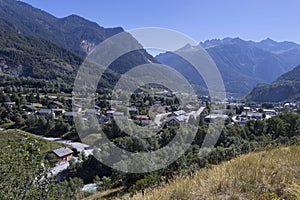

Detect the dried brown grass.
[{"left": 128, "top": 146, "right": 300, "bottom": 200}]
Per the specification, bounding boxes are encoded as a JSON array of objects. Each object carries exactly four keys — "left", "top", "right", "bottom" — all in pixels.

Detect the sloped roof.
[
  {"left": 136, "top": 115, "right": 149, "bottom": 120},
  {"left": 3, "top": 102, "right": 16, "bottom": 105},
  {"left": 51, "top": 101, "right": 63, "bottom": 106},
  {"left": 128, "top": 107, "right": 138, "bottom": 112},
  {"left": 25, "top": 105, "right": 37, "bottom": 110},
  {"left": 174, "top": 110, "right": 186, "bottom": 116},
  {"left": 185, "top": 104, "right": 195, "bottom": 110},
  {"left": 53, "top": 147, "right": 73, "bottom": 158},
  {"left": 205, "top": 114, "right": 228, "bottom": 120},
  {"left": 64, "top": 112, "right": 77, "bottom": 117},
  {"left": 38, "top": 109, "right": 52, "bottom": 114},
  {"left": 166, "top": 115, "right": 186, "bottom": 122}
]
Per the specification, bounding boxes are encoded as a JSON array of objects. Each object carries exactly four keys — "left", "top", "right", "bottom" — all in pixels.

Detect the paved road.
[
  {"left": 154, "top": 112, "right": 172, "bottom": 126},
  {"left": 188, "top": 107, "right": 205, "bottom": 119},
  {"left": 51, "top": 162, "right": 70, "bottom": 176}
]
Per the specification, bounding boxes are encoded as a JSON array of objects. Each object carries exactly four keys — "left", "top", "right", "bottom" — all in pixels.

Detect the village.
[
  {"left": 2, "top": 87, "right": 300, "bottom": 130},
  {"left": 2, "top": 89, "right": 298, "bottom": 130},
  {"left": 1, "top": 86, "right": 300, "bottom": 191}
]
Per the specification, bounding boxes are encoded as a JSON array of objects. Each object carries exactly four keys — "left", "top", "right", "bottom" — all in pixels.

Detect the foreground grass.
[
  {"left": 83, "top": 187, "right": 126, "bottom": 200},
  {"left": 129, "top": 146, "right": 300, "bottom": 200}
]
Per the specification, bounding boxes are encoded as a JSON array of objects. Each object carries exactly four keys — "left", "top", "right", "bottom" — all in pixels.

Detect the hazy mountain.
[
  {"left": 253, "top": 38, "right": 300, "bottom": 53},
  {"left": 156, "top": 37, "right": 300, "bottom": 97},
  {"left": 246, "top": 64, "right": 300, "bottom": 102}
]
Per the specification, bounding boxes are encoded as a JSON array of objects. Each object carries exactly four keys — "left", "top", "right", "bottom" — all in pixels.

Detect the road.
[
  {"left": 51, "top": 162, "right": 70, "bottom": 177},
  {"left": 154, "top": 112, "right": 171, "bottom": 126},
  {"left": 37, "top": 136, "right": 93, "bottom": 156},
  {"left": 187, "top": 106, "right": 205, "bottom": 120}
]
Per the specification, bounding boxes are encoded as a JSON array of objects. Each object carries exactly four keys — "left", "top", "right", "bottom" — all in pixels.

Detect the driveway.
[
  {"left": 37, "top": 136, "right": 93, "bottom": 156},
  {"left": 154, "top": 112, "right": 171, "bottom": 126},
  {"left": 51, "top": 162, "right": 70, "bottom": 176}
]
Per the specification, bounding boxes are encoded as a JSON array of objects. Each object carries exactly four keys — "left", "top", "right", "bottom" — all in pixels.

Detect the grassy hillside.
[
  {"left": 0, "top": 129, "right": 64, "bottom": 153},
  {"left": 0, "top": 129, "right": 85, "bottom": 199},
  {"left": 0, "top": 18, "right": 83, "bottom": 82},
  {"left": 129, "top": 146, "right": 300, "bottom": 200}
]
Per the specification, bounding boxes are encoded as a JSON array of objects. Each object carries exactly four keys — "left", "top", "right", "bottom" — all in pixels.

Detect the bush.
[{"left": 129, "top": 174, "right": 162, "bottom": 194}]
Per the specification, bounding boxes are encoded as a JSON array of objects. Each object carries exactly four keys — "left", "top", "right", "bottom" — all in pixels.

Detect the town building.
[{"left": 53, "top": 147, "right": 74, "bottom": 164}]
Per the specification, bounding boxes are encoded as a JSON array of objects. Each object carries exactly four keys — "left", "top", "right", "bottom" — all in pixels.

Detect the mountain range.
[
  {"left": 1, "top": 0, "right": 300, "bottom": 101},
  {"left": 156, "top": 37, "right": 300, "bottom": 97}
]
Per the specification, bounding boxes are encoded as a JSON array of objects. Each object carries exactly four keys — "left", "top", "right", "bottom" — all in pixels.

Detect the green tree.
[
  {"left": 15, "top": 115, "right": 25, "bottom": 126},
  {"left": 25, "top": 114, "right": 36, "bottom": 128},
  {"left": 93, "top": 175, "right": 101, "bottom": 187},
  {"left": 266, "top": 117, "right": 287, "bottom": 139},
  {"left": 0, "top": 137, "right": 51, "bottom": 199},
  {"left": 262, "top": 102, "right": 274, "bottom": 109},
  {"left": 20, "top": 95, "right": 27, "bottom": 105},
  {"left": 102, "top": 176, "right": 112, "bottom": 190}
]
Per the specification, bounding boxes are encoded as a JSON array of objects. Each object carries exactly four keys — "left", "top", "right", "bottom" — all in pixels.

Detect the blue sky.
[{"left": 21, "top": 0, "right": 300, "bottom": 43}]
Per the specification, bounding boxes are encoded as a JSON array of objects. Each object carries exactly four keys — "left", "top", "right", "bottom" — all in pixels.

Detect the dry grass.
[
  {"left": 128, "top": 146, "right": 300, "bottom": 200},
  {"left": 83, "top": 187, "right": 126, "bottom": 200}
]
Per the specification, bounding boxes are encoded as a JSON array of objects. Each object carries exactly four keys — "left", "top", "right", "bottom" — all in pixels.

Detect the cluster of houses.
[
  {"left": 2, "top": 87, "right": 209, "bottom": 126},
  {"left": 165, "top": 110, "right": 188, "bottom": 126},
  {"left": 187, "top": 101, "right": 298, "bottom": 126},
  {"left": 3, "top": 91, "right": 300, "bottom": 129},
  {"left": 229, "top": 101, "right": 300, "bottom": 125},
  {"left": 2, "top": 100, "right": 78, "bottom": 122},
  {"left": 231, "top": 106, "right": 277, "bottom": 125}
]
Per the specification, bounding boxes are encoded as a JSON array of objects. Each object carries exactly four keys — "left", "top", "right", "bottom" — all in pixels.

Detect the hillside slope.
[
  {"left": 0, "top": 0, "right": 157, "bottom": 87},
  {"left": 0, "top": 19, "right": 83, "bottom": 82},
  {"left": 131, "top": 146, "right": 300, "bottom": 200},
  {"left": 0, "top": 129, "right": 65, "bottom": 153},
  {"left": 246, "top": 64, "right": 300, "bottom": 102},
  {"left": 0, "top": 0, "right": 122, "bottom": 56}
]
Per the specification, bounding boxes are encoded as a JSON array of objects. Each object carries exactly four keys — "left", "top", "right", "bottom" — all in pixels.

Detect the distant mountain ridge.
[
  {"left": 246, "top": 64, "right": 300, "bottom": 102},
  {"left": 156, "top": 37, "right": 300, "bottom": 97},
  {"left": 252, "top": 38, "right": 300, "bottom": 53}
]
